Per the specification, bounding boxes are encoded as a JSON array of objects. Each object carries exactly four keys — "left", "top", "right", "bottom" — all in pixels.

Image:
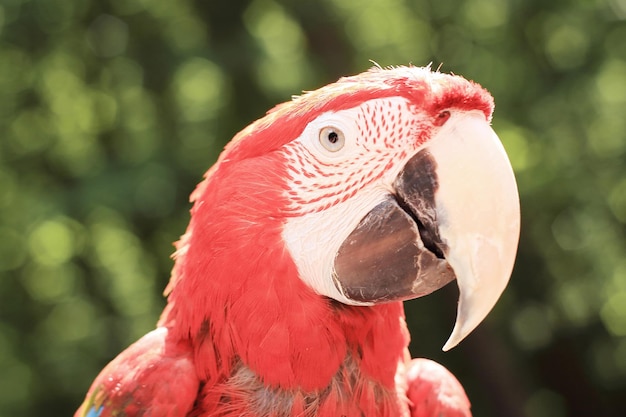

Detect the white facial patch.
[
  {"left": 280, "top": 97, "right": 420, "bottom": 214},
  {"left": 280, "top": 97, "right": 424, "bottom": 302}
]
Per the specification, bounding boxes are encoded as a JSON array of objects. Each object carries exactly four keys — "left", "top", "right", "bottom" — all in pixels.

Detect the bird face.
[{"left": 280, "top": 70, "right": 520, "bottom": 350}]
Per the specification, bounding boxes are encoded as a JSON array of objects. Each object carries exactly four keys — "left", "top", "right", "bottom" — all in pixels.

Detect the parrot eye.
[{"left": 319, "top": 126, "right": 345, "bottom": 152}]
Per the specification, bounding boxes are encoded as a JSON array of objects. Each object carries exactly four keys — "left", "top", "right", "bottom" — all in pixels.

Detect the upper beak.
[
  {"left": 426, "top": 112, "right": 520, "bottom": 350},
  {"left": 333, "top": 111, "right": 520, "bottom": 350}
]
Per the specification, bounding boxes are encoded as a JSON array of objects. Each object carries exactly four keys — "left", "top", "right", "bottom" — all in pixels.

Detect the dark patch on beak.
[
  {"left": 333, "top": 150, "right": 455, "bottom": 303},
  {"left": 393, "top": 150, "right": 447, "bottom": 259}
]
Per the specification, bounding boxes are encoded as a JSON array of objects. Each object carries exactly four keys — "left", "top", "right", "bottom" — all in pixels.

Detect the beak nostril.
[{"left": 434, "top": 110, "right": 451, "bottom": 127}]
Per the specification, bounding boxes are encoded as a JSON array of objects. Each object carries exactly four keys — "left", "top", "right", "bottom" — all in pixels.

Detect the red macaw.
[{"left": 76, "top": 65, "right": 520, "bottom": 417}]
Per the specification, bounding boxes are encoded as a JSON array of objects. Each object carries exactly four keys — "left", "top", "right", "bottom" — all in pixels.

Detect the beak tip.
[
  {"left": 440, "top": 314, "right": 474, "bottom": 351},
  {"left": 440, "top": 308, "right": 487, "bottom": 351},
  {"left": 441, "top": 337, "right": 457, "bottom": 352},
  {"left": 440, "top": 228, "right": 519, "bottom": 351}
]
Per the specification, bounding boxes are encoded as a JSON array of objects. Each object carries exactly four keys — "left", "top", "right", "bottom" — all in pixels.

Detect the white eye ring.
[{"left": 319, "top": 126, "right": 345, "bottom": 152}]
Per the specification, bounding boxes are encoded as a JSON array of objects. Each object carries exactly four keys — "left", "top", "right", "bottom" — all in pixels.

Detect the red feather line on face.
[
  {"left": 280, "top": 97, "right": 416, "bottom": 216},
  {"left": 158, "top": 66, "right": 494, "bottom": 404}
]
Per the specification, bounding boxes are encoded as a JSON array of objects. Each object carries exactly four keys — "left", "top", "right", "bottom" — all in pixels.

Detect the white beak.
[{"left": 426, "top": 112, "right": 520, "bottom": 351}]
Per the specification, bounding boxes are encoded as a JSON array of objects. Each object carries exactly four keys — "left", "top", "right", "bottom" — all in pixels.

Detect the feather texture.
[{"left": 76, "top": 66, "right": 493, "bottom": 416}]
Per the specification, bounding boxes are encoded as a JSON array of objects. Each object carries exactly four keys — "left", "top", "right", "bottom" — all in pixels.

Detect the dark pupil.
[{"left": 327, "top": 131, "right": 339, "bottom": 144}]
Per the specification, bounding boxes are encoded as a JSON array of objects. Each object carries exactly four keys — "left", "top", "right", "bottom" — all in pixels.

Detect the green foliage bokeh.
[{"left": 1, "top": 0, "right": 625, "bottom": 416}]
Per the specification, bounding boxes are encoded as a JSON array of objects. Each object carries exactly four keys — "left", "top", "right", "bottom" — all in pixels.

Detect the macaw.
[{"left": 76, "top": 65, "right": 520, "bottom": 417}]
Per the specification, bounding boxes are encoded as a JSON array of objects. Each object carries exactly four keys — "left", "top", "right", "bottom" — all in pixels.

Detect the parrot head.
[{"left": 164, "top": 65, "right": 520, "bottom": 357}]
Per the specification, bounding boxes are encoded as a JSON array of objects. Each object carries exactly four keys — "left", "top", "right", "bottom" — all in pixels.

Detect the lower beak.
[{"left": 333, "top": 112, "right": 520, "bottom": 350}]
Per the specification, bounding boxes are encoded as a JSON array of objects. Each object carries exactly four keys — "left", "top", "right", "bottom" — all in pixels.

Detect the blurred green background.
[{"left": 1, "top": 0, "right": 625, "bottom": 416}]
